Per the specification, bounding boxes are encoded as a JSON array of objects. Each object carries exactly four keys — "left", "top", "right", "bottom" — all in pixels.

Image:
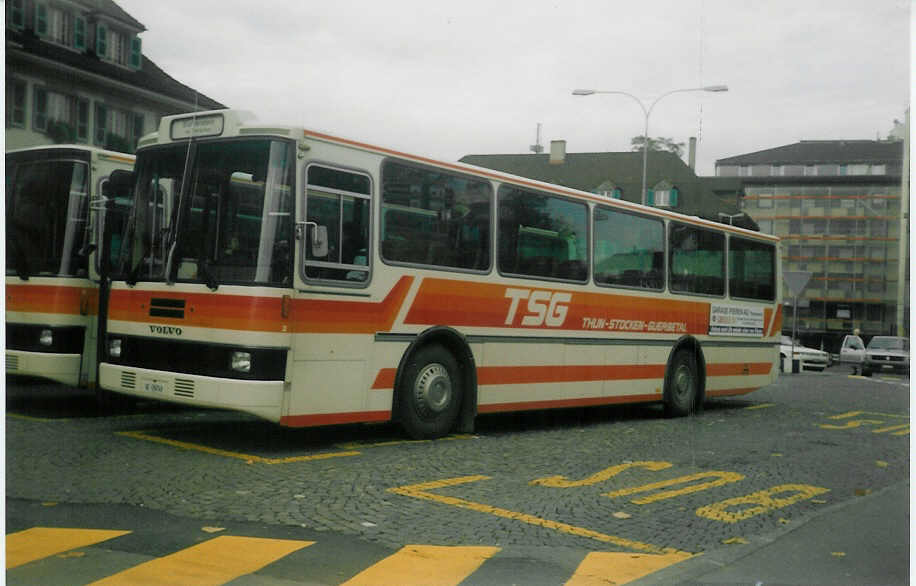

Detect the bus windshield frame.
[
  {"left": 116, "top": 137, "right": 296, "bottom": 287},
  {"left": 6, "top": 150, "right": 92, "bottom": 279}
]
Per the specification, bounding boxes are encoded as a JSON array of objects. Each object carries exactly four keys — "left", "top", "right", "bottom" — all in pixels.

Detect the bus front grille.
[
  {"left": 174, "top": 378, "right": 195, "bottom": 399},
  {"left": 6, "top": 354, "right": 18, "bottom": 371},
  {"left": 120, "top": 371, "right": 136, "bottom": 390}
]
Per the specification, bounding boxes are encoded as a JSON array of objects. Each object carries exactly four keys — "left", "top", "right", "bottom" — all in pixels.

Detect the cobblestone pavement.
[{"left": 6, "top": 367, "right": 909, "bottom": 563}]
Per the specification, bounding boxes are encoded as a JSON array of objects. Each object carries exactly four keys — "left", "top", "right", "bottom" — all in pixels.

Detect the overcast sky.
[{"left": 116, "top": 0, "right": 910, "bottom": 175}]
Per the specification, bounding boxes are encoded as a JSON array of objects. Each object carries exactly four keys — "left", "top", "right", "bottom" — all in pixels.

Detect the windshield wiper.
[{"left": 198, "top": 259, "right": 219, "bottom": 291}]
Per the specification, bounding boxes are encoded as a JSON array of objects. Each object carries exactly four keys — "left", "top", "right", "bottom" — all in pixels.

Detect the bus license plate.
[{"left": 143, "top": 379, "right": 166, "bottom": 393}]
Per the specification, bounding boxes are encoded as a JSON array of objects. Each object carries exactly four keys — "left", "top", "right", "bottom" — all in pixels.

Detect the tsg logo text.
[{"left": 504, "top": 288, "right": 572, "bottom": 327}]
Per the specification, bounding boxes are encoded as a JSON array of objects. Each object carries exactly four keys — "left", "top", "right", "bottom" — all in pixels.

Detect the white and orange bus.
[
  {"left": 98, "top": 109, "right": 781, "bottom": 438},
  {"left": 6, "top": 145, "right": 134, "bottom": 388}
]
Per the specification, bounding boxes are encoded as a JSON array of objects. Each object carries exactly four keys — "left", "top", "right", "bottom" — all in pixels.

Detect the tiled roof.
[
  {"left": 6, "top": 28, "right": 225, "bottom": 112},
  {"left": 83, "top": 0, "right": 146, "bottom": 31},
  {"left": 716, "top": 140, "right": 903, "bottom": 166},
  {"left": 459, "top": 150, "right": 754, "bottom": 228}
]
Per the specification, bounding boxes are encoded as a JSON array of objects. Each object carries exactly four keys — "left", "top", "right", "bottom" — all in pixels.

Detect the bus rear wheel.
[
  {"left": 664, "top": 349, "right": 698, "bottom": 417},
  {"left": 398, "top": 344, "right": 462, "bottom": 439}
]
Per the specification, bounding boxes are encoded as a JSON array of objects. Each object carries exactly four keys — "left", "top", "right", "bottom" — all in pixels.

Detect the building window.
[
  {"left": 94, "top": 105, "right": 144, "bottom": 151},
  {"left": 872, "top": 165, "right": 886, "bottom": 175},
  {"left": 757, "top": 220, "right": 773, "bottom": 234},
  {"left": 782, "top": 164, "right": 804, "bottom": 176},
  {"left": 7, "top": 0, "right": 25, "bottom": 29},
  {"left": 869, "top": 219, "right": 888, "bottom": 237},
  {"left": 648, "top": 182, "right": 678, "bottom": 207},
  {"left": 816, "top": 164, "right": 838, "bottom": 176},
  {"left": 757, "top": 197, "right": 773, "bottom": 209},
  {"left": 751, "top": 165, "right": 769, "bottom": 177},
  {"left": 47, "top": 6, "right": 74, "bottom": 46},
  {"left": 6, "top": 79, "right": 27, "bottom": 128},
  {"left": 717, "top": 165, "right": 739, "bottom": 177}
]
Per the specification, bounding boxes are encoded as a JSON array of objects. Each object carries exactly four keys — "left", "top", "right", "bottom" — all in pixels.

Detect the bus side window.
[{"left": 669, "top": 223, "right": 725, "bottom": 296}]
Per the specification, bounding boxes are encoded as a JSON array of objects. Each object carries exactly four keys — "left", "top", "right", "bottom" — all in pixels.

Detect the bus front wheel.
[
  {"left": 398, "top": 344, "right": 463, "bottom": 440},
  {"left": 664, "top": 349, "right": 698, "bottom": 417}
]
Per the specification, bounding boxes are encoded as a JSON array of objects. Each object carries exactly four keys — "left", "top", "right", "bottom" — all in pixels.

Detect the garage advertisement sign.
[{"left": 709, "top": 304, "right": 765, "bottom": 336}]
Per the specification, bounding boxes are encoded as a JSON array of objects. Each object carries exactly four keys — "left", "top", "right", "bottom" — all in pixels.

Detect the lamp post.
[{"left": 572, "top": 85, "right": 728, "bottom": 206}]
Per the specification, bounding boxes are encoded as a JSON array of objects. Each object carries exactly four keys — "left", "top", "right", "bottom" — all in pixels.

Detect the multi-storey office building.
[{"left": 714, "top": 140, "right": 907, "bottom": 352}]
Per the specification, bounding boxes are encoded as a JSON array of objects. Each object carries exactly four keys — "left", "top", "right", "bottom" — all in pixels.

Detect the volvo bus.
[
  {"left": 98, "top": 109, "right": 781, "bottom": 439},
  {"left": 6, "top": 145, "right": 135, "bottom": 388}
]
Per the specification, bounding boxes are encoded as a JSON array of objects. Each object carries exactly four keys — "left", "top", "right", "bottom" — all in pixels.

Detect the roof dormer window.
[{"left": 95, "top": 22, "right": 142, "bottom": 70}]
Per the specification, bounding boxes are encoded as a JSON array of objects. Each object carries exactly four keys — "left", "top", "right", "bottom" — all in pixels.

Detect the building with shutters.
[
  {"left": 6, "top": 0, "right": 224, "bottom": 152},
  {"left": 460, "top": 139, "right": 754, "bottom": 230}
]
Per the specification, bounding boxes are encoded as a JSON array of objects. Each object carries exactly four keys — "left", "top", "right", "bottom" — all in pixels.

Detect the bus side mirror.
[
  {"left": 312, "top": 225, "right": 328, "bottom": 258},
  {"left": 105, "top": 169, "right": 135, "bottom": 198}
]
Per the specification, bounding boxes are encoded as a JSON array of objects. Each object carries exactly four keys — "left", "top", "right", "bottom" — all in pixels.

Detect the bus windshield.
[
  {"left": 118, "top": 139, "right": 295, "bottom": 286},
  {"left": 6, "top": 152, "right": 90, "bottom": 279}
]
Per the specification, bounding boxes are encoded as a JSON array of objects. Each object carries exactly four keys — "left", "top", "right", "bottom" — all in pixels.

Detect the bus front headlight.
[
  {"left": 39, "top": 329, "right": 53, "bottom": 346},
  {"left": 109, "top": 338, "right": 122, "bottom": 358},
  {"left": 231, "top": 351, "right": 251, "bottom": 373}
]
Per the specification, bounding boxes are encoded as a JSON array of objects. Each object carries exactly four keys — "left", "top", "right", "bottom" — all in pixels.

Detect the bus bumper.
[
  {"left": 6, "top": 350, "right": 81, "bottom": 387},
  {"left": 99, "top": 363, "right": 285, "bottom": 422}
]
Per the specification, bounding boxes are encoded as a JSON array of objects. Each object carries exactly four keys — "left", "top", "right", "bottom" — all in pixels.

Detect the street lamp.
[{"left": 572, "top": 85, "right": 729, "bottom": 206}]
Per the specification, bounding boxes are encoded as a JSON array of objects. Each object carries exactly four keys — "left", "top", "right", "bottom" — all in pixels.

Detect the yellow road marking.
[
  {"left": 531, "top": 461, "right": 671, "bottom": 488},
  {"left": 873, "top": 424, "right": 910, "bottom": 435},
  {"left": 7, "top": 527, "right": 131, "bottom": 569},
  {"left": 336, "top": 434, "right": 475, "bottom": 450},
  {"left": 117, "top": 431, "right": 360, "bottom": 464},
  {"left": 565, "top": 551, "right": 694, "bottom": 585},
  {"left": 89, "top": 535, "right": 312, "bottom": 586},
  {"left": 6, "top": 413, "right": 60, "bottom": 422},
  {"left": 696, "top": 484, "right": 829, "bottom": 523},
  {"left": 604, "top": 471, "right": 745, "bottom": 504},
  {"left": 829, "top": 410, "right": 908, "bottom": 420},
  {"left": 341, "top": 545, "right": 500, "bottom": 586},
  {"left": 388, "top": 476, "right": 688, "bottom": 555},
  {"left": 745, "top": 403, "right": 776, "bottom": 410}
]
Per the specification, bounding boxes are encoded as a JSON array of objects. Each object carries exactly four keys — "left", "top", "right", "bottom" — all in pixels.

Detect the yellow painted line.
[
  {"left": 873, "top": 424, "right": 910, "bottom": 435},
  {"left": 745, "top": 403, "right": 776, "bottom": 410},
  {"left": 89, "top": 535, "right": 312, "bottom": 585},
  {"left": 6, "top": 413, "right": 61, "bottom": 422},
  {"left": 336, "top": 434, "right": 475, "bottom": 450},
  {"left": 7, "top": 527, "right": 132, "bottom": 569},
  {"left": 341, "top": 544, "right": 500, "bottom": 586},
  {"left": 604, "top": 471, "right": 745, "bottom": 504},
  {"left": 117, "top": 431, "right": 360, "bottom": 464},
  {"left": 565, "top": 551, "right": 694, "bottom": 585},
  {"left": 388, "top": 476, "right": 688, "bottom": 555},
  {"left": 829, "top": 410, "right": 908, "bottom": 420},
  {"left": 531, "top": 461, "right": 672, "bottom": 488}
]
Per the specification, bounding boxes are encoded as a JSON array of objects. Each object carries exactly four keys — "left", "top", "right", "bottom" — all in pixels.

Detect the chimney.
[
  {"left": 688, "top": 137, "right": 697, "bottom": 170},
  {"left": 549, "top": 140, "right": 566, "bottom": 165}
]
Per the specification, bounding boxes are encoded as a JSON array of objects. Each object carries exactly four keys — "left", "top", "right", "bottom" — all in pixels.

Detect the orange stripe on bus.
[
  {"left": 706, "top": 362, "right": 773, "bottom": 377},
  {"left": 108, "top": 276, "right": 414, "bottom": 334},
  {"left": 290, "top": 276, "right": 414, "bottom": 334},
  {"left": 6, "top": 283, "right": 98, "bottom": 316},
  {"left": 373, "top": 361, "right": 771, "bottom": 391},
  {"left": 769, "top": 305, "right": 783, "bottom": 336},
  {"left": 706, "top": 387, "right": 761, "bottom": 397},
  {"left": 479, "top": 394, "right": 661, "bottom": 413},
  {"left": 404, "top": 277, "right": 711, "bottom": 334}
]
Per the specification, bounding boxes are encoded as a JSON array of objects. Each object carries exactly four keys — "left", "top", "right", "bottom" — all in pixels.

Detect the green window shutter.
[
  {"left": 35, "top": 3, "right": 48, "bottom": 36},
  {"left": 10, "top": 0, "right": 24, "bottom": 29},
  {"left": 33, "top": 88, "right": 48, "bottom": 131},
  {"left": 129, "top": 37, "right": 143, "bottom": 69},
  {"left": 96, "top": 23, "right": 108, "bottom": 57},
  {"left": 670, "top": 188, "right": 679, "bottom": 207},
  {"left": 74, "top": 17, "right": 87, "bottom": 50},
  {"left": 647, "top": 190, "right": 655, "bottom": 206},
  {"left": 95, "top": 104, "right": 107, "bottom": 145},
  {"left": 132, "top": 113, "right": 144, "bottom": 147},
  {"left": 77, "top": 99, "right": 89, "bottom": 142}
]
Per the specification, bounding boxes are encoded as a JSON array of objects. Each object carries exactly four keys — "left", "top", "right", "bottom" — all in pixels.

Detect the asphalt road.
[{"left": 5, "top": 365, "right": 910, "bottom": 584}]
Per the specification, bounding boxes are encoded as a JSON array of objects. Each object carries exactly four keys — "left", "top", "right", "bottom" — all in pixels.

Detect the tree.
[{"left": 630, "top": 136, "right": 685, "bottom": 157}]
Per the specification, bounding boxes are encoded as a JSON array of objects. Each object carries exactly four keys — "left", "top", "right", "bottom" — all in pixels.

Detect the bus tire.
[
  {"left": 664, "top": 349, "right": 698, "bottom": 417},
  {"left": 398, "top": 344, "right": 462, "bottom": 440}
]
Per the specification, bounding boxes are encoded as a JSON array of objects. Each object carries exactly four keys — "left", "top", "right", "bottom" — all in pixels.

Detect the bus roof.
[
  {"left": 6, "top": 144, "right": 135, "bottom": 165},
  {"left": 148, "top": 109, "right": 778, "bottom": 242}
]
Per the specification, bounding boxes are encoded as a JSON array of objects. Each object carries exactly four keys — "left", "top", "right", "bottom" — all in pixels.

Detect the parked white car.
[
  {"left": 862, "top": 336, "right": 909, "bottom": 377},
  {"left": 780, "top": 336, "right": 829, "bottom": 372},
  {"left": 839, "top": 334, "right": 866, "bottom": 374}
]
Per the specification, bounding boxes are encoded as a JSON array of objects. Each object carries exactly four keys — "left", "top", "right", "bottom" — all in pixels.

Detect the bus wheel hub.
[{"left": 414, "top": 363, "right": 451, "bottom": 415}]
